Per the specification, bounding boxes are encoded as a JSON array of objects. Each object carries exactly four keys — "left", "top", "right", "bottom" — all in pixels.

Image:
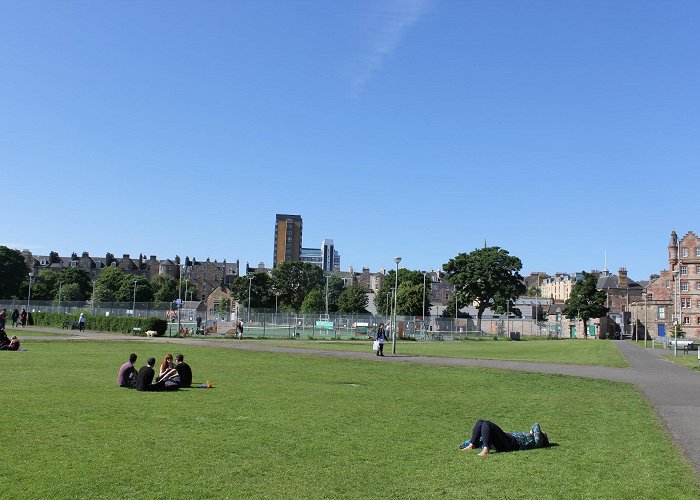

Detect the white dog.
[{"left": 145, "top": 330, "right": 157, "bottom": 338}]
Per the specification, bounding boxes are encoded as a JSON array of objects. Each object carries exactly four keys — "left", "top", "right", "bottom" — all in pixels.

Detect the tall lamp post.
[
  {"left": 58, "top": 281, "right": 63, "bottom": 313},
  {"left": 91, "top": 280, "right": 96, "bottom": 314},
  {"left": 247, "top": 275, "right": 254, "bottom": 324},
  {"left": 392, "top": 257, "right": 401, "bottom": 354},
  {"left": 325, "top": 274, "right": 330, "bottom": 317},
  {"left": 642, "top": 292, "right": 648, "bottom": 348},
  {"left": 132, "top": 279, "right": 138, "bottom": 317},
  {"left": 27, "top": 272, "right": 33, "bottom": 314},
  {"left": 422, "top": 271, "right": 427, "bottom": 336},
  {"left": 673, "top": 270, "right": 680, "bottom": 356}
]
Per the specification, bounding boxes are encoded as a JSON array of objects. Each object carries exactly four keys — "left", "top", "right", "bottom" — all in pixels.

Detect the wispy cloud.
[{"left": 350, "top": 0, "right": 432, "bottom": 96}]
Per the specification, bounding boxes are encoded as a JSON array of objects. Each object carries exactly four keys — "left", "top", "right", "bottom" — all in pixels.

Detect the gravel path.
[{"left": 18, "top": 328, "right": 700, "bottom": 474}]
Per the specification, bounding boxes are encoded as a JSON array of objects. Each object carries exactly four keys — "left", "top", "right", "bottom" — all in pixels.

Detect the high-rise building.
[
  {"left": 301, "top": 239, "right": 340, "bottom": 272},
  {"left": 273, "top": 214, "right": 303, "bottom": 268}
]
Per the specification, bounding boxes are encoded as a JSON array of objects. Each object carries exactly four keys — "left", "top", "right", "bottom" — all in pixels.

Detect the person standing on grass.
[
  {"left": 376, "top": 323, "right": 386, "bottom": 357},
  {"left": 20, "top": 309, "right": 27, "bottom": 327},
  {"left": 78, "top": 313, "right": 86, "bottom": 332},
  {"left": 11, "top": 308, "right": 20, "bottom": 327},
  {"left": 460, "top": 419, "right": 549, "bottom": 456},
  {"left": 0, "top": 309, "right": 6, "bottom": 330},
  {"left": 117, "top": 353, "right": 138, "bottom": 388}
]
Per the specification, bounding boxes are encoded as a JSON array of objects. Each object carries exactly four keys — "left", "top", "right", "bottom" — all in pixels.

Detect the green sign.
[{"left": 315, "top": 320, "right": 334, "bottom": 331}]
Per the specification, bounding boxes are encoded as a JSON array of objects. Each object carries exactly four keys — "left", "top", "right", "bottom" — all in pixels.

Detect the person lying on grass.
[{"left": 460, "top": 419, "right": 549, "bottom": 456}]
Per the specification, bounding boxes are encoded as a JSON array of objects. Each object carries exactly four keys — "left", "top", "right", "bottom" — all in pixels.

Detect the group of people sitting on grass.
[
  {"left": 117, "top": 352, "right": 192, "bottom": 391},
  {"left": 0, "top": 330, "right": 20, "bottom": 351}
]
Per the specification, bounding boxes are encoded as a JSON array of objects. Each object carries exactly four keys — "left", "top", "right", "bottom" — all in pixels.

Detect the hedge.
[{"left": 31, "top": 312, "right": 168, "bottom": 336}]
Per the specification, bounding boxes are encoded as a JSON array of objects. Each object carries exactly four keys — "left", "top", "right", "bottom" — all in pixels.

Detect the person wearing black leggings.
[{"left": 461, "top": 419, "right": 549, "bottom": 456}]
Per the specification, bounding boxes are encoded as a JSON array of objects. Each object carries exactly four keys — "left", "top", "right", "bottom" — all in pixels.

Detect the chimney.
[{"left": 618, "top": 267, "right": 629, "bottom": 287}]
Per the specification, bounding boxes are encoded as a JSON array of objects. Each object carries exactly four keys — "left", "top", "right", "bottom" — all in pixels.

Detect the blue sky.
[{"left": 2, "top": 0, "right": 699, "bottom": 281}]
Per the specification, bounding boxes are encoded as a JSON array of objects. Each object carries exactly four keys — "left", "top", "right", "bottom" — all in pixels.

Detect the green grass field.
[
  {"left": 663, "top": 353, "right": 700, "bottom": 371},
  {"left": 1, "top": 339, "right": 697, "bottom": 498},
  {"left": 247, "top": 338, "right": 629, "bottom": 368}
]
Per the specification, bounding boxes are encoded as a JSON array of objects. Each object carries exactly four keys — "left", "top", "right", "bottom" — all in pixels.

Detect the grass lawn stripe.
[{"left": 0, "top": 340, "right": 696, "bottom": 499}]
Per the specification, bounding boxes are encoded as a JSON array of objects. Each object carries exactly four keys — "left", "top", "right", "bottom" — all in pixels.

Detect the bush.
[{"left": 30, "top": 312, "right": 167, "bottom": 336}]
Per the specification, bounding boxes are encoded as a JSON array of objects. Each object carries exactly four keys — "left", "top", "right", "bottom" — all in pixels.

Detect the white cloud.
[{"left": 351, "top": 0, "right": 432, "bottom": 96}]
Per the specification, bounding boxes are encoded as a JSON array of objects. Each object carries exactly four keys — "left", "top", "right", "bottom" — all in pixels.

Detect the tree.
[
  {"left": 300, "top": 290, "right": 325, "bottom": 313},
  {"left": 56, "top": 268, "right": 92, "bottom": 301},
  {"left": 443, "top": 246, "right": 526, "bottom": 333},
  {"left": 230, "top": 273, "right": 275, "bottom": 309},
  {"left": 526, "top": 285, "right": 541, "bottom": 297},
  {"left": 563, "top": 272, "right": 609, "bottom": 339},
  {"left": 0, "top": 246, "right": 29, "bottom": 299},
  {"left": 93, "top": 268, "right": 153, "bottom": 303},
  {"left": 325, "top": 275, "right": 345, "bottom": 313},
  {"left": 374, "top": 269, "right": 431, "bottom": 316},
  {"left": 59, "top": 283, "right": 82, "bottom": 301},
  {"left": 337, "top": 284, "right": 369, "bottom": 313},
  {"left": 152, "top": 276, "right": 179, "bottom": 302},
  {"left": 93, "top": 268, "right": 124, "bottom": 302},
  {"left": 271, "top": 261, "right": 325, "bottom": 311},
  {"left": 31, "top": 269, "right": 59, "bottom": 300}
]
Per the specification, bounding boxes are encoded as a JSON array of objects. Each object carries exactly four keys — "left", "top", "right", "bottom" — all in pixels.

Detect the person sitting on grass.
[
  {"left": 460, "top": 419, "right": 549, "bottom": 456},
  {"left": 0, "top": 330, "right": 10, "bottom": 348},
  {"left": 174, "top": 354, "right": 192, "bottom": 388},
  {"left": 156, "top": 353, "right": 180, "bottom": 387},
  {"left": 136, "top": 358, "right": 177, "bottom": 392},
  {"left": 0, "top": 335, "right": 21, "bottom": 351},
  {"left": 117, "top": 353, "right": 138, "bottom": 388}
]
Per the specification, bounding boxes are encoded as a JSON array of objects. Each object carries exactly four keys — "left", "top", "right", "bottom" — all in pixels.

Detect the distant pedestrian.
[
  {"left": 376, "top": 323, "right": 386, "bottom": 357},
  {"left": 236, "top": 321, "right": 244, "bottom": 339},
  {"left": 196, "top": 315, "right": 202, "bottom": 334},
  {"left": 11, "top": 308, "right": 20, "bottom": 327},
  {"left": 20, "top": 309, "right": 27, "bottom": 327},
  {"left": 0, "top": 309, "right": 6, "bottom": 330},
  {"left": 78, "top": 313, "right": 86, "bottom": 332}
]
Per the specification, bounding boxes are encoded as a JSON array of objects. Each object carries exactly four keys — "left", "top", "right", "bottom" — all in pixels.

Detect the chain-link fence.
[{"left": 0, "top": 299, "right": 561, "bottom": 340}]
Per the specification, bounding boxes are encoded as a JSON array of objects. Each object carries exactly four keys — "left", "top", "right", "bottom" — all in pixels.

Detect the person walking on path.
[
  {"left": 11, "top": 308, "right": 20, "bottom": 327},
  {"left": 78, "top": 313, "right": 86, "bottom": 332},
  {"left": 376, "top": 323, "right": 386, "bottom": 357}
]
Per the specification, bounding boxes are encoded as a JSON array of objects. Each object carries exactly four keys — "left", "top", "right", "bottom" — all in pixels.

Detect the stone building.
[{"left": 665, "top": 230, "right": 700, "bottom": 338}]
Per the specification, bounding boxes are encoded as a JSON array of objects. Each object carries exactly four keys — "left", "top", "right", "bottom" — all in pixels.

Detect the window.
[
  {"left": 697, "top": 317, "right": 700, "bottom": 325},
  {"left": 682, "top": 282, "right": 689, "bottom": 291},
  {"left": 70, "top": 261, "right": 78, "bottom": 268},
  {"left": 682, "top": 247, "right": 688, "bottom": 257},
  {"left": 697, "top": 248, "right": 700, "bottom": 257},
  {"left": 682, "top": 298, "right": 691, "bottom": 308},
  {"left": 696, "top": 265, "right": 700, "bottom": 274},
  {"left": 666, "top": 280, "right": 671, "bottom": 288},
  {"left": 658, "top": 307, "right": 666, "bottom": 319},
  {"left": 680, "top": 266, "right": 688, "bottom": 275},
  {"left": 683, "top": 316, "right": 690, "bottom": 325}
]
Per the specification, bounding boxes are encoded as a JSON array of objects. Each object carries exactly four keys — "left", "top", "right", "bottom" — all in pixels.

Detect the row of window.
[
  {"left": 680, "top": 247, "right": 700, "bottom": 258},
  {"left": 665, "top": 280, "right": 700, "bottom": 291},
  {"left": 678, "top": 265, "right": 700, "bottom": 275}
]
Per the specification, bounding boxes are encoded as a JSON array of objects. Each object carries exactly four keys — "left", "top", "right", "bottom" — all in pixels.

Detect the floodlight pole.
[
  {"left": 392, "top": 257, "right": 401, "bottom": 354},
  {"left": 643, "top": 292, "right": 648, "bottom": 348},
  {"left": 132, "top": 279, "right": 137, "bottom": 317},
  {"left": 247, "top": 275, "right": 254, "bottom": 324},
  {"left": 422, "top": 271, "right": 427, "bottom": 336},
  {"left": 27, "top": 272, "right": 33, "bottom": 313}
]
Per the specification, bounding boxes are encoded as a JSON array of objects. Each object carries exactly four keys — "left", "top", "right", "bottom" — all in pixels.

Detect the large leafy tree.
[
  {"left": 337, "top": 284, "right": 369, "bottom": 313},
  {"left": 271, "top": 261, "right": 325, "bottom": 311},
  {"left": 324, "top": 275, "right": 345, "bottom": 313},
  {"left": 152, "top": 276, "right": 179, "bottom": 302},
  {"left": 300, "top": 290, "right": 325, "bottom": 313},
  {"left": 55, "top": 268, "right": 92, "bottom": 301},
  {"left": 0, "top": 246, "right": 29, "bottom": 299},
  {"left": 30, "top": 269, "right": 59, "bottom": 300},
  {"left": 231, "top": 273, "right": 276, "bottom": 309},
  {"left": 563, "top": 272, "right": 609, "bottom": 339},
  {"left": 374, "top": 269, "right": 431, "bottom": 316},
  {"left": 443, "top": 246, "right": 526, "bottom": 332},
  {"left": 93, "top": 268, "right": 153, "bottom": 302}
]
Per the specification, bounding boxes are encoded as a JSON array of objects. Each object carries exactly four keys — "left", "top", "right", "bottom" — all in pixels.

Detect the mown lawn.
[
  {"left": 247, "top": 337, "right": 628, "bottom": 367},
  {"left": 0, "top": 340, "right": 696, "bottom": 498},
  {"left": 663, "top": 352, "right": 700, "bottom": 372}
]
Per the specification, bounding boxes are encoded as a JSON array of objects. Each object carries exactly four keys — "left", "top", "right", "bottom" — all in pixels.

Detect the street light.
[
  {"left": 58, "top": 281, "right": 63, "bottom": 313},
  {"left": 247, "top": 275, "right": 254, "bottom": 324},
  {"left": 325, "top": 274, "right": 330, "bottom": 317},
  {"left": 91, "top": 279, "right": 96, "bottom": 314},
  {"left": 643, "top": 291, "right": 648, "bottom": 349},
  {"left": 392, "top": 257, "right": 401, "bottom": 354},
  {"left": 132, "top": 279, "right": 138, "bottom": 317},
  {"left": 673, "top": 270, "right": 680, "bottom": 356},
  {"left": 422, "top": 271, "right": 427, "bottom": 336},
  {"left": 27, "top": 272, "right": 33, "bottom": 314}
]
